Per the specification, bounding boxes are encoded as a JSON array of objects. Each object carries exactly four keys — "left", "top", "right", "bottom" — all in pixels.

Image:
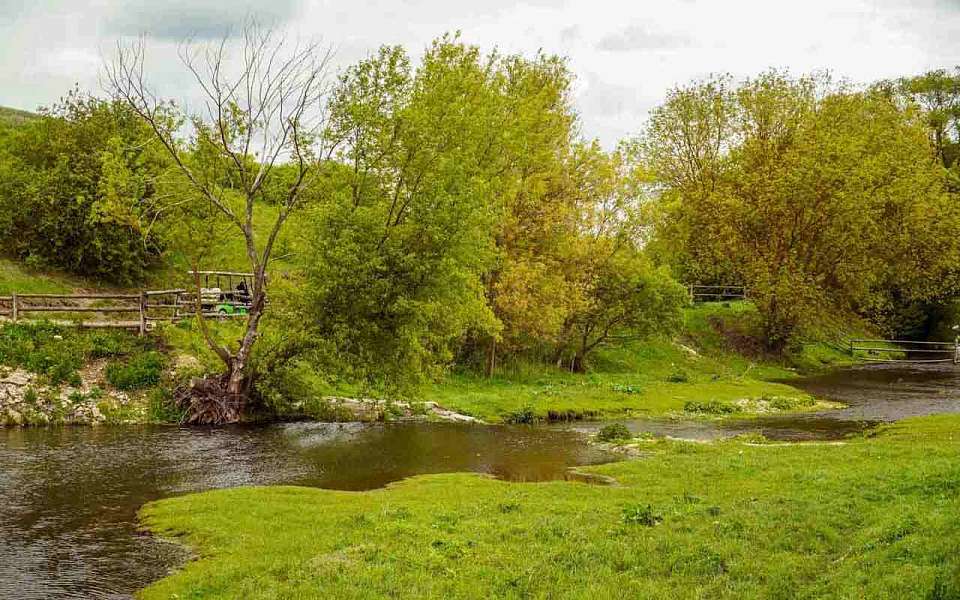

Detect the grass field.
[{"left": 138, "top": 414, "right": 960, "bottom": 599}]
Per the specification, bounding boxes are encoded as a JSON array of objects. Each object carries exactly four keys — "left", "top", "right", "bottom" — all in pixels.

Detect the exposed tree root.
[{"left": 175, "top": 375, "right": 244, "bottom": 425}]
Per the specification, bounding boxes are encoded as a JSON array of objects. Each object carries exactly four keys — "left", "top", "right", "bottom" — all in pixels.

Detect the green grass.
[
  {"left": 424, "top": 302, "right": 844, "bottom": 423},
  {"left": 138, "top": 414, "right": 960, "bottom": 599},
  {"left": 0, "top": 320, "right": 158, "bottom": 386},
  {"left": 0, "top": 258, "right": 80, "bottom": 295}
]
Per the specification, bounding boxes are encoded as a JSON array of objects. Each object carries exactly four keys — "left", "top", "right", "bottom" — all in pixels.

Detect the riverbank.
[
  {"left": 137, "top": 414, "right": 960, "bottom": 598},
  {"left": 0, "top": 301, "right": 861, "bottom": 426}
]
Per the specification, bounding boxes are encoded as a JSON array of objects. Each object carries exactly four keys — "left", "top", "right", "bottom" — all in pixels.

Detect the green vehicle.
[
  {"left": 187, "top": 270, "right": 254, "bottom": 319},
  {"left": 215, "top": 300, "right": 248, "bottom": 318}
]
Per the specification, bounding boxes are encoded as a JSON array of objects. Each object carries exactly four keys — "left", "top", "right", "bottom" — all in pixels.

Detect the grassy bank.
[
  {"left": 426, "top": 302, "right": 854, "bottom": 423},
  {"left": 138, "top": 414, "right": 960, "bottom": 599},
  {"left": 0, "top": 256, "right": 870, "bottom": 424}
]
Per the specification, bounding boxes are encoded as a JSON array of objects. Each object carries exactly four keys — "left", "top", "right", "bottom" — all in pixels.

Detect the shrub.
[
  {"left": 684, "top": 399, "right": 739, "bottom": 415},
  {"left": 766, "top": 395, "right": 815, "bottom": 410},
  {"left": 596, "top": 423, "right": 632, "bottom": 442},
  {"left": 105, "top": 351, "right": 164, "bottom": 390},
  {"left": 667, "top": 368, "right": 689, "bottom": 383},
  {"left": 503, "top": 406, "right": 538, "bottom": 424}
]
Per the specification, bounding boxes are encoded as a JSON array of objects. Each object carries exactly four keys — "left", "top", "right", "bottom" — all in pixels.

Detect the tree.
[
  {"left": 106, "top": 22, "right": 337, "bottom": 422},
  {"left": 642, "top": 72, "right": 960, "bottom": 349},
  {"left": 891, "top": 69, "right": 960, "bottom": 170},
  {"left": 0, "top": 90, "right": 164, "bottom": 283},
  {"left": 266, "top": 41, "right": 502, "bottom": 396},
  {"left": 553, "top": 143, "right": 687, "bottom": 372}
]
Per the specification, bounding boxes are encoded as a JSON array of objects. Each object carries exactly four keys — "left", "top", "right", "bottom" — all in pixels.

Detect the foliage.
[
  {"left": 425, "top": 303, "right": 818, "bottom": 423},
  {"left": 0, "top": 321, "right": 154, "bottom": 386},
  {"left": 275, "top": 41, "right": 502, "bottom": 395},
  {"left": 622, "top": 503, "right": 663, "bottom": 526},
  {"left": 596, "top": 422, "right": 632, "bottom": 442},
  {"left": 683, "top": 399, "right": 739, "bottom": 415},
  {"left": 138, "top": 415, "right": 960, "bottom": 598},
  {"left": 105, "top": 351, "right": 165, "bottom": 390},
  {"left": 641, "top": 71, "right": 960, "bottom": 348},
  {"left": 882, "top": 68, "right": 960, "bottom": 181},
  {"left": 0, "top": 89, "right": 164, "bottom": 284}
]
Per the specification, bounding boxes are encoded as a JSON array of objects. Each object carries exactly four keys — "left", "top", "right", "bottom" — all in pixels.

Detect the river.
[{"left": 1, "top": 363, "right": 958, "bottom": 599}]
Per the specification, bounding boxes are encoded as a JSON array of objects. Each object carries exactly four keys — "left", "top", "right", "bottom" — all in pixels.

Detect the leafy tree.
[
  {"left": 0, "top": 89, "right": 163, "bottom": 283},
  {"left": 553, "top": 143, "right": 687, "bottom": 371},
  {"left": 642, "top": 72, "right": 960, "bottom": 349},
  {"left": 272, "top": 41, "right": 501, "bottom": 394},
  {"left": 887, "top": 69, "right": 960, "bottom": 171}
]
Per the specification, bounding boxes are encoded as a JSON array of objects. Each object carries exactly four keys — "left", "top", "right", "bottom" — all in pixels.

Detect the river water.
[{"left": 1, "top": 363, "right": 958, "bottom": 599}]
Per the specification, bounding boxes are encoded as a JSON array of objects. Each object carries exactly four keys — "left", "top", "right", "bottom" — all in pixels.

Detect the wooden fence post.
[
  {"left": 139, "top": 291, "right": 147, "bottom": 336},
  {"left": 11, "top": 293, "right": 17, "bottom": 323}
]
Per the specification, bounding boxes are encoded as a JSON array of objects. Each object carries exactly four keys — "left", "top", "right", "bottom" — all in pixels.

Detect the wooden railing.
[
  {"left": 687, "top": 285, "right": 747, "bottom": 303},
  {"left": 0, "top": 289, "right": 249, "bottom": 334},
  {"left": 848, "top": 339, "right": 959, "bottom": 364}
]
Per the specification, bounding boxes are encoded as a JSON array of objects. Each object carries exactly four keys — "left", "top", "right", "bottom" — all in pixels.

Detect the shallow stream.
[{"left": 1, "top": 363, "right": 958, "bottom": 599}]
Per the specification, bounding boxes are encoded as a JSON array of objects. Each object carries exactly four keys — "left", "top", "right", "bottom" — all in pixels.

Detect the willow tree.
[{"left": 106, "top": 23, "right": 336, "bottom": 422}]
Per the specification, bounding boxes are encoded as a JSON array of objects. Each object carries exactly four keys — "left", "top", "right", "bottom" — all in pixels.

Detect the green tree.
[
  {"left": 271, "top": 41, "right": 501, "bottom": 394},
  {"left": 642, "top": 72, "right": 960, "bottom": 349},
  {"left": 0, "top": 89, "right": 163, "bottom": 283}
]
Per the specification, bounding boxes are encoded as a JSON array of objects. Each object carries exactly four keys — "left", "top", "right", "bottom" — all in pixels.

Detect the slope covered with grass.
[
  {"left": 425, "top": 301, "right": 859, "bottom": 423},
  {"left": 0, "top": 105, "right": 37, "bottom": 127}
]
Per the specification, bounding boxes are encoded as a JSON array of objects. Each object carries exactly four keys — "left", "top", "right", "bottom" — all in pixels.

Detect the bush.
[
  {"left": 0, "top": 322, "right": 84, "bottom": 384},
  {"left": 667, "top": 368, "right": 689, "bottom": 383},
  {"left": 105, "top": 351, "right": 165, "bottom": 390},
  {"left": 766, "top": 395, "right": 816, "bottom": 410},
  {"left": 684, "top": 399, "right": 739, "bottom": 415},
  {"left": 503, "top": 406, "right": 538, "bottom": 424},
  {"left": 596, "top": 423, "right": 632, "bottom": 442}
]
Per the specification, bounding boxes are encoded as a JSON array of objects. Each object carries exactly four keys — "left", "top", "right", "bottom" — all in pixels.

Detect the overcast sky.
[{"left": 2, "top": 0, "right": 959, "bottom": 146}]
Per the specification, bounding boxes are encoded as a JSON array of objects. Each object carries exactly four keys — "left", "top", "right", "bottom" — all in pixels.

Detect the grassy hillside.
[
  {"left": 0, "top": 105, "right": 37, "bottom": 127},
  {"left": 425, "top": 301, "right": 856, "bottom": 423},
  {"left": 138, "top": 414, "right": 960, "bottom": 599}
]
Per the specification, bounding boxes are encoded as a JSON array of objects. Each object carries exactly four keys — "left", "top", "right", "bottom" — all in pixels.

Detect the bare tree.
[{"left": 105, "top": 22, "right": 337, "bottom": 422}]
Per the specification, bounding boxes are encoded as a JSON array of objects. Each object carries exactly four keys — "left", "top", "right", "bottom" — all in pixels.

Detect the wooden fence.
[
  {"left": 848, "top": 339, "right": 960, "bottom": 364},
  {"left": 687, "top": 285, "right": 747, "bottom": 303},
  {"left": 0, "top": 289, "right": 248, "bottom": 334}
]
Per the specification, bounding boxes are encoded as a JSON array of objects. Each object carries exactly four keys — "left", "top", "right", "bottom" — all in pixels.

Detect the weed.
[
  {"left": 503, "top": 406, "right": 538, "bottom": 424},
  {"left": 105, "top": 351, "right": 165, "bottom": 390},
  {"left": 622, "top": 504, "right": 663, "bottom": 527}
]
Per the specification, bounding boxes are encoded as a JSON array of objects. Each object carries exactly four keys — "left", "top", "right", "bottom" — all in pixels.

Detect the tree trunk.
[
  {"left": 225, "top": 291, "right": 266, "bottom": 412},
  {"left": 485, "top": 337, "right": 497, "bottom": 378},
  {"left": 571, "top": 352, "right": 586, "bottom": 373}
]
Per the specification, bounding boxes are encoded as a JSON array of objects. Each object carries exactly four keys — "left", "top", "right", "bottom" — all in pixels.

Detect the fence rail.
[
  {"left": 0, "top": 288, "right": 250, "bottom": 334},
  {"left": 687, "top": 285, "right": 747, "bottom": 303},
  {"left": 848, "top": 338, "right": 959, "bottom": 364}
]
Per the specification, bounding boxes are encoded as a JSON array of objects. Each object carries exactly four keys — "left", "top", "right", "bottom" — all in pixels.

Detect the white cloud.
[{"left": 1, "top": 0, "right": 959, "bottom": 147}]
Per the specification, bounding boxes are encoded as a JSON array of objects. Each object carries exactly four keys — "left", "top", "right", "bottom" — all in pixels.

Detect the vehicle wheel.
[{"left": 217, "top": 308, "right": 227, "bottom": 320}]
